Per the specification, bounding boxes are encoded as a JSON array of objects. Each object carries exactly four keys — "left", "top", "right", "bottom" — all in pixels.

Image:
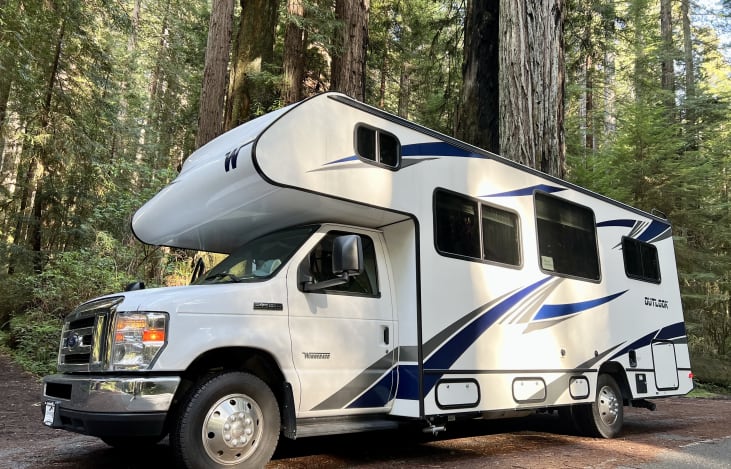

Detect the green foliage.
[
  {"left": 3, "top": 310, "right": 62, "bottom": 376},
  {"left": 689, "top": 353, "right": 731, "bottom": 388}
]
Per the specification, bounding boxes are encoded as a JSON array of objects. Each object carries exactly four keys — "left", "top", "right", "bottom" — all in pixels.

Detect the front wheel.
[
  {"left": 171, "top": 371, "right": 280, "bottom": 468},
  {"left": 574, "top": 373, "right": 624, "bottom": 438}
]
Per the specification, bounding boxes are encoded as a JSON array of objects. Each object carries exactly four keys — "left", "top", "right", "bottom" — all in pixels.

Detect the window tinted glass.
[
  {"left": 622, "top": 236, "right": 660, "bottom": 283},
  {"left": 535, "top": 192, "right": 600, "bottom": 280},
  {"left": 482, "top": 205, "right": 520, "bottom": 266},
  {"left": 356, "top": 126, "right": 376, "bottom": 161},
  {"left": 435, "top": 191, "right": 480, "bottom": 258},
  {"left": 196, "top": 226, "right": 316, "bottom": 284},
  {"left": 379, "top": 132, "right": 399, "bottom": 167},
  {"left": 306, "top": 231, "right": 379, "bottom": 295}
]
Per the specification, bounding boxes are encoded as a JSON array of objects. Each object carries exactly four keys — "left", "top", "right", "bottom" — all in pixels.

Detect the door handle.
[{"left": 383, "top": 326, "right": 390, "bottom": 345}]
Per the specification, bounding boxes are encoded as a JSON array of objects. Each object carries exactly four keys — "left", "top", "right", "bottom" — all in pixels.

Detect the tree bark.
[
  {"left": 27, "top": 19, "right": 65, "bottom": 274},
  {"left": 681, "top": 0, "right": 695, "bottom": 143},
  {"left": 225, "top": 0, "right": 279, "bottom": 130},
  {"left": 331, "top": 0, "right": 369, "bottom": 101},
  {"left": 195, "top": 0, "right": 234, "bottom": 149},
  {"left": 660, "top": 0, "right": 675, "bottom": 108},
  {"left": 455, "top": 0, "right": 499, "bottom": 154},
  {"left": 282, "top": 0, "right": 305, "bottom": 104},
  {"left": 499, "top": 0, "right": 565, "bottom": 178},
  {"left": 398, "top": 63, "right": 411, "bottom": 118}
]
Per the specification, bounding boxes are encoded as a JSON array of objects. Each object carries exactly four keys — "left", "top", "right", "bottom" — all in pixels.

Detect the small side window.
[
  {"left": 355, "top": 124, "right": 401, "bottom": 169},
  {"left": 622, "top": 236, "right": 661, "bottom": 283},
  {"left": 435, "top": 190, "right": 480, "bottom": 259},
  {"left": 482, "top": 205, "right": 521, "bottom": 266},
  {"left": 356, "top": 126, "right": 377, "bottom": 162}
]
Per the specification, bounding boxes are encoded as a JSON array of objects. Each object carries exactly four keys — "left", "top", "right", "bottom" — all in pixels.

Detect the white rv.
[{"left": 42, "top": 92, "right": 692, "bottom": 468}]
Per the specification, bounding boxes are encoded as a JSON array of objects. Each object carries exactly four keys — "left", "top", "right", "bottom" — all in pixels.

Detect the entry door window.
[{"left": 302, "top": 231, "right": 380, "bottom": 297}]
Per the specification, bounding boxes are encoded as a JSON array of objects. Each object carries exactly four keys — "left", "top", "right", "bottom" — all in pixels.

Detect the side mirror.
[
  {"left": 333, "top": 235, "right": 364, "bottom": 276},
  {"left": 300, "top": 234, "right": 364, "bottom": 292},
  {"left": 190, "top": 257, "right": 206, "bottom": 284},
  {"left": 125, "top": 281, "right": 145, "bottom": 291}
]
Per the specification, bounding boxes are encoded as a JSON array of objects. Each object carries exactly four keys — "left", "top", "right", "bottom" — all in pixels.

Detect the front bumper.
[{"left": 42, "top": 374, "right": 180, "bottom": 437}]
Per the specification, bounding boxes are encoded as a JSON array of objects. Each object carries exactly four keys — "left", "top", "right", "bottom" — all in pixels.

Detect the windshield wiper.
[{"left": 203, "top": 273, "right": 244, "bottom": 283}]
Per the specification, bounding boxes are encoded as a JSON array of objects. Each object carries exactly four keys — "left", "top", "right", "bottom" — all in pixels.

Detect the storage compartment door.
[{"left": 652, "top": 341, "right": 679, "bottom": 390}]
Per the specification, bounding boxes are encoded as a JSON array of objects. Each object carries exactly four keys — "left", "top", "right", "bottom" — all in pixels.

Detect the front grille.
[{"left": 57, "top": 297, "right": 123, "bottom": 372}]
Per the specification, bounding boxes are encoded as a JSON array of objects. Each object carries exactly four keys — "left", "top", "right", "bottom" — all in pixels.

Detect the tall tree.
[
  {"left": 225, "top": 0, "right": 279, "bottom": 130},
  {"left": 195, "top": 0, "right": 234, "bottom": 149},
  {"left": 499, "top": 0, "right": 566, "bottom": 177},
  {"left": 455, "top": 0, "right": 499, "bottom": 154},
  {"left": 681, "top": 0, "right": 696, "bottom": 144},
  {"left": 660, "top": 0, "right": 675, "bottom": 108},
  {"left": 282, "top": 0, "right": 306, "bottom": 104},
  {"left": 331, "top": 0, "right": 369, "bottom": 101}
]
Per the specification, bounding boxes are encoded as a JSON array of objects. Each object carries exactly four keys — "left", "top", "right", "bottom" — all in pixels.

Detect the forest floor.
[{"left": 1, "top": 351, "right": 730, "bottom": 469}]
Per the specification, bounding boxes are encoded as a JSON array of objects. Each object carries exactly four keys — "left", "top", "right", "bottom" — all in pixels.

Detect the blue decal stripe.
[
  {"left": 323, "top": 142, "right": 483, "bottom": 166},
  {"left": 422, "top": 277, "right": 552, "bottom": 393},
  {"left": 607, "top": 321, "right": 686, "bottom": 362},
  {"left": 637, "top": 220, "right": 671, "bottom": 242},
  {"left": 533, "top": 291, "right": 628, "bottom": 321},
  {"left": 597, "top": 219, "right": 636, "bottom": 228},
  {"left": 402, "top": 142, "right": 477, "bottom": 158},
  {"left": 655, "top": 321, "right": 687, "bottom": 341},
  {"left": 347, "top": 368, "right": 398, "bottom": 408},
  {"left": 395, "top": 364, "right": 420, "bottom": 400},
  {"left": 324, "top": 155, "right": 358, "bottom": 165},
  {"left": 483, "top": 184, "right": 566, "bottom": 198}
]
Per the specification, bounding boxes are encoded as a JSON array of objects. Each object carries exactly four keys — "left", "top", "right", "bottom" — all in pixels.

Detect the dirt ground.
[{"left": 1, "top": 352, "right": 730, "bottom": 469}]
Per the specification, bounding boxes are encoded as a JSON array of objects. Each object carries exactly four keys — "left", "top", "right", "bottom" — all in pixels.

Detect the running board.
[{"left": 294, "top": 415, "right": 400, "bottom": 438}]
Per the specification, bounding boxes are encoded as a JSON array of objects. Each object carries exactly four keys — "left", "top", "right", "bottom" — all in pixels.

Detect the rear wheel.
[
  {"left": 171, "top": 371, "right": 280, "bottom": 468},
  {"left": 574, "top": 374, "right": 624, "bottom": 438}
]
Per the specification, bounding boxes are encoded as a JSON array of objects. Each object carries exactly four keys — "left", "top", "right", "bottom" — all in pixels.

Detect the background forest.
[{"left": 0, "top": 0, "right": 730, "bottom": 390}]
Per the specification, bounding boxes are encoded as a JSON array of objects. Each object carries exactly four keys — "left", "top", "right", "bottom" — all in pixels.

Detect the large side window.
[
  {"left": 304, "top": 231, "right": 379, "bottom": 296},
  {"left": 622, "top": 236, "right": 661, "bottom": 283},
  {"left": 356, "top": 124, "right": 401, "bottom": 169},
  {"left": 535, "top": 192, "right": 600, "bottom": 281},
  {"left": 435, "top": 191, "right": 480, "bottom": 258}
]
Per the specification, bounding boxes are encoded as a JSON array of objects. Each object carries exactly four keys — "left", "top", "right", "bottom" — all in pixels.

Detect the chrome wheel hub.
[
  {"left": 597, "top": 384, "right": 620, "bottom": 426},
  {"left": 202, "top": 393, "right": 263, "bottom": 465}
]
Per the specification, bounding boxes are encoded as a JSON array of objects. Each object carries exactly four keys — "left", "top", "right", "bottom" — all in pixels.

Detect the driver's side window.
[{"left": 306, "top": 231, "right": 380, "bottom": 296}]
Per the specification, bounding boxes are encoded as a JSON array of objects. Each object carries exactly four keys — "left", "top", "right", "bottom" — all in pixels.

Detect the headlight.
[{"left": 112, "top": 312, "right": 168, "bottom": 370}]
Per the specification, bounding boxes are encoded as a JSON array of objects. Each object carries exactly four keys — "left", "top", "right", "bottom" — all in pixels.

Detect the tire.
[
  {"left": 574, "top": 374, "right": 624, "bottom": 438},
  {"left": 171, "top": 371, "right": 280, "bottom": 469}
]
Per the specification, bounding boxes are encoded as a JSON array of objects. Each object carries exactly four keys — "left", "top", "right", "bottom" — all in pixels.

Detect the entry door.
[
  {"left": 287, "top": 229, "right": 395, "bottom": 415},
  {"left": 652, "top": 341, "right": 679, "bottom": 390}
]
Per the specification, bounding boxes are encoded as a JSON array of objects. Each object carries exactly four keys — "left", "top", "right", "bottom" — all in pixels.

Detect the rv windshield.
[{"left": 195, "top": 226, "right": 318, "bottom": 284}]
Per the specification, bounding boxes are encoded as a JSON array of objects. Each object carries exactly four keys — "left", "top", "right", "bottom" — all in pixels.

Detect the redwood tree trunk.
[
  {"left": 282, "top": 0, "right": 305, "bottom": 104},
  {"left": 681, "top": 0, "right": 695, "bottom": 144},
  {"left": 331, "top": 0, "right": 369, "bottom": 101},
  {"left": 660, "top": 0, "right": 675, "bottom": 108},
  {"left": 225, "top": 0, "right": 279, "bottom": 130},
  {"left": 195, "top": 0, "right": 234, "bottom": 149},
  {"left": 499, "top": 0, "right": 565, "bottom": 178},
  {"left": 456, "top": 0, "right": 499, "bottom": 154}
]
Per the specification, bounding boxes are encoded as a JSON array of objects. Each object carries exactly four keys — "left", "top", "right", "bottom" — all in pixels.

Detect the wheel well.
[
  {"left": 598, "top": 361, "right": 631, "bottom": 404},
  {"left": 182, "top": 347, "right": 285, "bottom": 389},
  {"left": 168, "top": 347, "right": 289, "bottom": 431}
]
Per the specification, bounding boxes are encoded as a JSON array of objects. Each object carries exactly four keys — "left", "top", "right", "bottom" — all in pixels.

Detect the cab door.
[{"left": 287, "top": 228, "right": 395, "bottom": 416}]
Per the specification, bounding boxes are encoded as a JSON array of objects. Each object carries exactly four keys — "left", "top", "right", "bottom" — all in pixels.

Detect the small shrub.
[{"left": 8, "top": 309, "right": 62, "bottom": 376}]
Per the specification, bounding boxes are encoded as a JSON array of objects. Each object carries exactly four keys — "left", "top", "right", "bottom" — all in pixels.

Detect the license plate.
[{"left": 43, "top": 401, "right": 56, "bottom": 426}]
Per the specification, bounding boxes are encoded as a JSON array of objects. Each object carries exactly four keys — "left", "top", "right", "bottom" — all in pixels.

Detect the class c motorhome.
[{"left": 42, "top": 92, "right": 693, "bottom": 468}]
